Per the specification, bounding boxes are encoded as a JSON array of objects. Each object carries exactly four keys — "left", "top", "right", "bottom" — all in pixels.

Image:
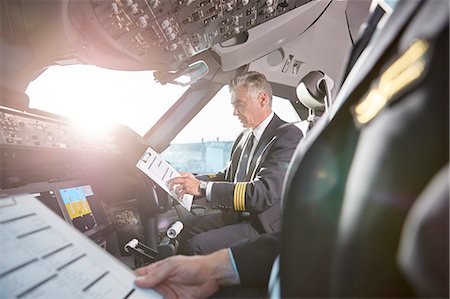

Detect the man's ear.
[{"left": 259, "top": 92, "right": 268, "bottom": 107}]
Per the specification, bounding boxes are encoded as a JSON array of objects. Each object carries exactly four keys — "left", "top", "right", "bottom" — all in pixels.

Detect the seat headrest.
[{"left": 296, "top": 70, "right": 334, "bottom": 110}]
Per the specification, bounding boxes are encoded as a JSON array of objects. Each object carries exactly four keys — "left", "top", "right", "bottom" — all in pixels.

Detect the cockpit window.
[
  {"left": 162, "top": 86, "right": 300, "bottom": 175},
  {"left": 26, "top": 65, "right": 299, "bottom": 175},
  {"left": 25, "top": 65, "right": 188, "bottom": 136}
]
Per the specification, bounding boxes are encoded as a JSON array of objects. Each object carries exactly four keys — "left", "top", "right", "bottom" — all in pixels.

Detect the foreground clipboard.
[{"left": 0, "top": 194, "right": 162, "bottom": 299}]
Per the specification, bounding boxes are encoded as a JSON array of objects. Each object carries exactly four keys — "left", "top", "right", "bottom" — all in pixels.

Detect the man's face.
[{"left": 231, "top": 86, "right": 264, "bottom": 129}]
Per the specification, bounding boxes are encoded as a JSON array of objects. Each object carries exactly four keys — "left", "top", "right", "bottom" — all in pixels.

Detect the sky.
[
  {"left": 26, "top": 65, "right": 299, "bottom": 144},
  {"left": 26, "top": 65, "right": 186, "bottom": 136}
]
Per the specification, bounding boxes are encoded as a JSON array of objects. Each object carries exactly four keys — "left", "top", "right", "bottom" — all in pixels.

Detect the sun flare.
[{"left": 26, "top": 65, "right": 186, "bottom": 136}]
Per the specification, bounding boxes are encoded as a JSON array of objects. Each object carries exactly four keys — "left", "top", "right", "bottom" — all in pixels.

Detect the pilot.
[
  {"left": 167, "top": 71, "right": 303, "bottom": 255},
  {"left": 134, "top": 0, "right": 449, "bottom": 298}
]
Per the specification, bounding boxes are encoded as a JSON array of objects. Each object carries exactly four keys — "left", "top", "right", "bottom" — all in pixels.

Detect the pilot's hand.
[
  {"left": 134, "top": 249, "right": 238, "bottom": 299},
  {"left": 167, "top": 172, "right": 201, "bottom": 198}
]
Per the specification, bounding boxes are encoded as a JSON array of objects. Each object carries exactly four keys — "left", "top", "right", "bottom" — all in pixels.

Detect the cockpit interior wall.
[
  {"left": 0, "top": 0, "right": 372, "bottom": 224},
  {"left": 0, "top": 0, "right": 373, "bottom": 198},
  {"left": 248, "top": 0, "right": 370, "bottom": 89},
  {"left": 2, "top": 0, "right": 310, "bottom": 94},
  {"left": 1, "top": 0, "right": 370, "bottom": 109},
  {"left": 3, "top": 1, "right": 446, "bottom": 298}
]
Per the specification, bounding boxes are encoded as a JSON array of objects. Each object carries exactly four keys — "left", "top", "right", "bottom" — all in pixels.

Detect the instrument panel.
[
  {"left": 88, "top": 0, "right": 311, "bottom": 66},
  {"left": 0, "top": 107, "right": 129, "bottom": 189},
  {"left": 0, "top": 109, "right": 120, "bottom": 153}
]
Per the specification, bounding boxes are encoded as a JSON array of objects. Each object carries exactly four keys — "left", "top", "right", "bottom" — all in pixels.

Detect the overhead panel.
[{"left": 89, "top": 0, "right": 309, "bottom": 68}]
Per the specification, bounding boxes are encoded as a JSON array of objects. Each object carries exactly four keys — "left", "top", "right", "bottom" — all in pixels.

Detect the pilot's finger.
[
  {"left": 178, "top": 190, "right": 187, "bottom": 199},
  {"left": 167, "top": 177, "right": 183, "bottom": 189},
  {"left": 135, "top": 260, "right": 174, "bottom": 288},
  {"left": 180, "top": 172, "right": 195, "bottom": 179},
  {"left": 134, "top": 267, "right": 148, "bottom": 276},
  {"left": 175, "top": 185, "right": 184, "bottom": 195}
]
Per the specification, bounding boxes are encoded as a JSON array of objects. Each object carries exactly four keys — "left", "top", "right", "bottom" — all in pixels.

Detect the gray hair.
[{"left": 229, "top": 71, "right": 273, "bottom": 106}]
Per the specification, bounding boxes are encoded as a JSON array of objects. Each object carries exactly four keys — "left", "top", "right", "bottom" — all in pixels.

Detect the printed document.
[
  {"left": 136, "top": 146, "right": 193, "bottom": 211},
  {"left": 0, "top": 194, "right": 162, "bottom": 299}
]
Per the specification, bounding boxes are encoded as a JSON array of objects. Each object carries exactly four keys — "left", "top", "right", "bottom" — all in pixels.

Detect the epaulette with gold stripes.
[{"left": 352, "top": 39, "right": 429, "bottom": 126}]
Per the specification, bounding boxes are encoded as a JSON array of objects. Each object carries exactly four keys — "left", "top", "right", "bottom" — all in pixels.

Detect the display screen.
[{"left": 59, "top": 185, "right": 98, "bottom": 233}]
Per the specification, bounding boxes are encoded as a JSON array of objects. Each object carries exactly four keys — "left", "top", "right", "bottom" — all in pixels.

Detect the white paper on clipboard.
[
  {"left": 136, "top": 146, "right": 193, "bottom": 211},
  {"left": 0, "top": 194, "right": 162, "bottom": 299}
]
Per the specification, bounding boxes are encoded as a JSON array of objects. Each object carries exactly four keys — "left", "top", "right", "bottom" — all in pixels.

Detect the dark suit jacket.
[
  {"left": 198, "top": 113, "right": 302, "bottom": 233},
  {"left": 231, "top": 0, "right": 449, "bottom": 297},
  {"left": 398, "top": 163, "right": 449, "bottom": 298}
]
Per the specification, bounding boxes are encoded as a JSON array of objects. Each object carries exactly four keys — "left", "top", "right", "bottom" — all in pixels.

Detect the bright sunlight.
[{"left": 26, "top": 65, "right": 187, "bottom": 136}]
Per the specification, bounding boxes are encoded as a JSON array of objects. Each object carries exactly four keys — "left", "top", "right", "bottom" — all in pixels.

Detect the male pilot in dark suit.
[
  {"left": 167, "top": 71, "right": 302, "bottom": 255},
  {"left": 134, "top": 0, "right": 448, "bottom": 297}
]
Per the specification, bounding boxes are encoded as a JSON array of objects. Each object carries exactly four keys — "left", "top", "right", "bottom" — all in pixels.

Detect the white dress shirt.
[{"left": 206, "top": 112, "right": 275, "bottom": 200}]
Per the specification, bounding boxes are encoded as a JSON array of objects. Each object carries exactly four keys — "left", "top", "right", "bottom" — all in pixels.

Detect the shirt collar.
[{"left": 252, "top": 112, "right": 274, "bottom": 141}]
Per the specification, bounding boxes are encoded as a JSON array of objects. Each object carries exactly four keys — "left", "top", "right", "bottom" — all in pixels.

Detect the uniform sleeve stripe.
[
  {"left": 233, "top": 184, "right": 239, "bottom": 210},
  {"left": 238, "top": 183, "right": 244, "bottom": 211},
  {"left": 240, "top": 183, "right": 245, "bottom": 211},
  {"left": 240, "top": 183, "right": 246, "bottom": 211},
  {"left": 233, "top": 183, "right": 246, "bottom": 211}
]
